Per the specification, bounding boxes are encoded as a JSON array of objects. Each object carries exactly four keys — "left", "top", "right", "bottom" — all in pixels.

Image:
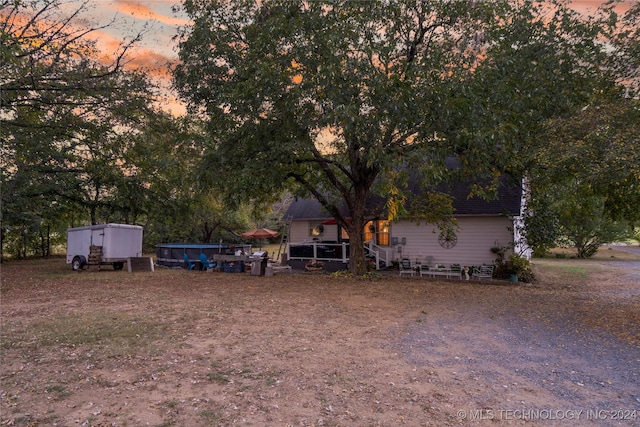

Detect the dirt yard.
[{"left": 1, "top": 249, "right": 639, "bottom": 426}]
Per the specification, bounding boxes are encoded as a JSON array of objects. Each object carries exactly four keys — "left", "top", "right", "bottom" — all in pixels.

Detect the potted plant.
[
  {"left": 490, "top": 245, "right": 508, "bottom": 265},
  {"left": 366, "top": 258, "right": 376, "bottom": 271},
  {"left": 305, "top": 259, "right": 324, "bottom": 272},
  {"left": 505, "top": 254, "right": 530, "bottom": 282}
]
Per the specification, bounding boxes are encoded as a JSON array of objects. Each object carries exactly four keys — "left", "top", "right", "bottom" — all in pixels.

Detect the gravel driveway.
[
  {"left": 607, "top": 245, "right": 640, "bottom": 285},
  {"left": 398, "top": 298, "right": 639, "bottom": 425},
  {"left": 395, "top": 257, "right": 640, "bottom": 426}
]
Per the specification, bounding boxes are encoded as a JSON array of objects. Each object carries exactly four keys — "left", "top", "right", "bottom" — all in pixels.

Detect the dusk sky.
[
  {"left": 84, "top": 1, "right": 188, "bottom": 67},
  {"left": 69, "top": 0, "right": 631, "bottom": 114}
]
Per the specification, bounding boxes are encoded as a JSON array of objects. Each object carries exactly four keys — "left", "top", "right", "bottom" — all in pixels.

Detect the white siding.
[
  {"left": 289, "top": 221, "right": 339, "bottom": 243},
  {"left": 288, "top": 216, "right": 515, "bottom": 267},
  {"left": 391, "top": 217, "right": 514, "bottom": 266}
]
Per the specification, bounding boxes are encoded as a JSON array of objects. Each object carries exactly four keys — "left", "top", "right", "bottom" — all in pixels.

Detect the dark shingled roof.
[
  {"left": 284, "top": 197, "right": 331, "bottom": 220},
  {"left": 285, "top": 176, "right": 523, "bottom": 220},
  {"left": 430, "top": 178, "right": 522, "bottom": 216}
]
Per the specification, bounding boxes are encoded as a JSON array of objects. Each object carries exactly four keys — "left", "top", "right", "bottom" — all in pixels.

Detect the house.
[{"left": 283, "top": 173, "right": 530, "bottom": 271}]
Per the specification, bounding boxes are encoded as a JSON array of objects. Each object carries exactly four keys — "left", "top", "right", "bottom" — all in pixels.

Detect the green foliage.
[
  {"left": 329, "top": 270, "right": 382, "bottom": 281},
  {"left": 1, "top": 0, "right": 159, "bottom": 257},
  {"left": 447, "top": 0, "right": 618, "bottom": 182},
  {"left": 609, "top": 1, "right": 640, "bottom": 98},
  {"left": 522, "top": 195, "right": 561, "bottom": 258},
  {"left": 525, "top": 2, "right": 640, "bottom": 232},
  {"left": 529, "top": 181, "right": 635, "bottom": 259},
  {"left": 330, "top": 270, "right": 354, "bottom": 278},
  {"left": 538, "top": 97, "right": 640, "bottom": 225},
  {"left": 406, "top": 192, "right": 457, "bottom": 230},
  {"left": 505, "top": 254, "right": 531, "bottom": 276},
  {"left": 524, "top": 14, "right": 640, "bottom": 256},
  {"left": 0, "top": 1, "right": 221, "bottom": 258},
  {"left": 493, "top": 253, "right": 534, "bottom": 282},
  {"left": 555, "top": 187, "right": 634, "bottom": 258}
]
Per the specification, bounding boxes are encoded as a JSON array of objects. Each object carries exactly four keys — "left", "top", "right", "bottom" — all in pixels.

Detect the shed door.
[{"left": 91, "top": 228, "right": 105, "bottom": 248}]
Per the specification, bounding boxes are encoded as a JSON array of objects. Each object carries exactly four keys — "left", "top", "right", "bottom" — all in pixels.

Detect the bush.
[
  {"left": 496, "top": 254, "right": 535, "bottom": 283},
  {"left": 506, "top": 254, "right": 530, "bottom": 276}
]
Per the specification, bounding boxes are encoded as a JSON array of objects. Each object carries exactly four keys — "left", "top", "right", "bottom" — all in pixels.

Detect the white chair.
[
  {"left": 399, "top": 258, "right": 415, "bottom": 277},
  {"left": 269, "top": 253, "right": 292, "bottom": 273},
  {"left": 472, "top": 265, "right": 494, "bottom": 280}
]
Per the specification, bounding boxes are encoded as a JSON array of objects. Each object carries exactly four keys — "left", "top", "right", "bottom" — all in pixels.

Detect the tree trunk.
[
  {"left": 46, "top": 224, "right": 50, "bottom": 257},
  {"left": 348, "top": 228, "right": 367, "bottom": 275},
  {"left": 0, "top": 218, "right": 4, "bottom": 263},
  {"left": 201, "top": 221, "right": 217, "bottom": 243},
  {"left": 344, "top": 191, "right": 369, "bottom": 276},
  {"left": 40, "top": 228, "right": 46, "bottom": 257},
  {"left": 90, "top": 210, "right": 97, "bottom": 226}
]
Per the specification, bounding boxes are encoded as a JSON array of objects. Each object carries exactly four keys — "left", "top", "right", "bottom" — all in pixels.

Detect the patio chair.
[
  {"left": 472, "top": 265, "right": 494, "bottom": 280},
  {"left": 199, "top": 253, "right": 216, "bottom": 271},
  {"left": 267, "top": 253, "right": 291, "bottom": 274},
  {"left": 183, "top": 253, "right": 195, "bottom": 271},
  {"left": 399, "top": 258, "right": 415, "bottom": 277}
]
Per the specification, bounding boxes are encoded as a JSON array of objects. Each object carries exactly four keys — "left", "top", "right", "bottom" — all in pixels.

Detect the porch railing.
[
  {"left": 288, "top": 241, "right": 349, "bottom": 263},
  {"left": 365, "top": 242, "right": 392, "bottom": 270},
  {"left": 287, "top": 241, "right": 392, "bottom": 270}
]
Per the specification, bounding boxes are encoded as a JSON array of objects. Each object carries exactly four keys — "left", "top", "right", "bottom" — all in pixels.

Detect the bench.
[
  {"left": 428, "top": 269, "right": 452, "bottom": 278},
  {"left": 420, "top": 266, "right": 452, "bottom": 279},
  {"left": 419, "top": 264, "right": 465, "bottom": 280},
  {"left": 471, "top": 265, "right": 494, "bottom": 280}
]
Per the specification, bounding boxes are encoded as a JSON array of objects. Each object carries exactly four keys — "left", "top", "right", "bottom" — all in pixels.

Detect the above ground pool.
[{"left": 155, "top": 243, "right": 251, "bottom": 269}]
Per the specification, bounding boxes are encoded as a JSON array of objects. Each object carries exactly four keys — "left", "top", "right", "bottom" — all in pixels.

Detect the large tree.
[
  {"left": 174, "top": 0, "right": 616, "bottom": 274},
  {"left": 522, "top": 3, "right": 640, "bottom": 256},
  {"left": 547, "top": 2, "right": 640, "bottom": 225}
]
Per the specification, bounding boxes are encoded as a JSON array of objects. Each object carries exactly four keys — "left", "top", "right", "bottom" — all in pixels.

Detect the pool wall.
[{"left": 155, "top": 243, "right": 251, "bottom": 269}]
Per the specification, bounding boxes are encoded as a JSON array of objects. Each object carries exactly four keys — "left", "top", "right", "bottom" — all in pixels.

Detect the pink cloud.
[
  {"left": 92, "top": 29, "right": 178, "bottom": 76},
  {"left": 113, "top": 1, "right": 190, "bottom": 27},
  {"left": 572, "top": 0, "right": 632, "bottom": 14}
]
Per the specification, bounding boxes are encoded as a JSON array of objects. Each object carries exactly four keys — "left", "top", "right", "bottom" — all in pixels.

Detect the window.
[
  {"left": 364, "top": 220, "right": 390, "bottom": 246},
  {"left": 340, "top": 227, "right": 350, "bottom": 241},
  {"left": 309, "top": 222, "right": 324, "bottom": 237},
  {"left": 377, "top": 220, "right": 390, "bottom": 246}
]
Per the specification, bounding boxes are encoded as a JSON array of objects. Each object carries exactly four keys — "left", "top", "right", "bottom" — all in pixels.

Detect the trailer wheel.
[
  {"left": 113, "top": 262, "right": 124, "bottom": 271},
  {"left": 72, "top": 256, "right": 86, "bottom": 271}
]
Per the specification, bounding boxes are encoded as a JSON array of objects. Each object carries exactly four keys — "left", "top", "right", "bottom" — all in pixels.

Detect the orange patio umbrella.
[
  {"left": 242, "top": 228, "right": 279, "bottom": 250},
  {"left": 241, "top": 228, "right": 279, "bottom": 239}
]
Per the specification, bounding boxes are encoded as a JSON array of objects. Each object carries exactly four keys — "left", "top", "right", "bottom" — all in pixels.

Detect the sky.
[
  {"left": 62, "top": 0, "right": 632, "bottom": 115},
  {"left": 59, "top": 1, "right": 191, "bottom": 114},
  {"left": 72, "top": 1, "right": 188, "bottom": 68}
]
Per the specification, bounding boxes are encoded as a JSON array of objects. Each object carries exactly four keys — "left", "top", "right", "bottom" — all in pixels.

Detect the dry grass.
[
  {"left": 1, "top": 248, "right": 638, "bottom": 426},
  {"left": 533, "top": 247, "right": 639, "bottom": 287},
  {"left": 547, "top": 245, "right": 640, "bottom": 261},
  {"left": 2, "top": 311, "right": 172, "bottom": 358}
]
